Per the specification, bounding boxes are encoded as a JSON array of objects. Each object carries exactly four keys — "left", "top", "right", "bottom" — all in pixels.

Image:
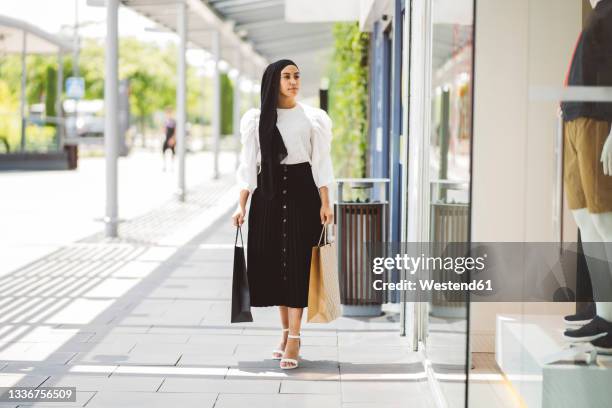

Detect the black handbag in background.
[{"left": 231, "top": 225, "right": 253, "bottom": 323}]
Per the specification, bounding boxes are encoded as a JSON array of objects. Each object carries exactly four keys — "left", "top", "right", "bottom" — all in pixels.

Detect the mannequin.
[
  {"left": 561, "top": 0, "right": 612, "bottom": 353},
  {"left": 570, "top": 210, "right": 612, "bottom": 312}
]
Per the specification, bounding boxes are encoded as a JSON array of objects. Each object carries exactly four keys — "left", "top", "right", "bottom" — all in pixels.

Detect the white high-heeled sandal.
[
  {"left": 272, "top": 328, "right": 289, "bottom": 360},
  {"left": 280, "top": 334, "right": 301, "bottom": 370}
]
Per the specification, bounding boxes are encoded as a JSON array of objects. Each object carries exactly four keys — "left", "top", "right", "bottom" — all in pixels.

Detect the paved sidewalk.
[
  {"left": 0, "top": 167, "right": 433, "bottom": 407},
  {"left": 0, "top": 149, "right": 238, "bottom": 276}
]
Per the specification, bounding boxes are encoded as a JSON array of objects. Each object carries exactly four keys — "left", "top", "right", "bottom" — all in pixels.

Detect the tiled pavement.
[{"left": 0, "top": 176, "right": 434, "bottom": 407}]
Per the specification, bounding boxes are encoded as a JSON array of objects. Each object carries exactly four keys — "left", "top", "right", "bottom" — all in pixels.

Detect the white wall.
[{"left": 470, "top": 0, "right": 581, "bottom": 352}]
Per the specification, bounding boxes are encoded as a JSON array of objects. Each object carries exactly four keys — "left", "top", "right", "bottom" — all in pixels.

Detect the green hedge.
[{"left": 221, "top": 73, "right": 233, "bottom": 135}]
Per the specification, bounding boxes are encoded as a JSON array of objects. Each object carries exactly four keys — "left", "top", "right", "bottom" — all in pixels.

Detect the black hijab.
[{"left": 258, "top": 59, "right": 298, "bottom": 200}]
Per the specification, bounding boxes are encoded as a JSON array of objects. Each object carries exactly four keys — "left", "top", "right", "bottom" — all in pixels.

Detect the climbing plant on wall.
[{"left": 328, "top": 22, "right": 369, "bottom": 179}]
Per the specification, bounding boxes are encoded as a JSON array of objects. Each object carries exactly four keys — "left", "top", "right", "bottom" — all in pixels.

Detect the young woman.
[
  {"left": 231, "top": 59, "right": 335, "bottom": 369},
  {"left": 161, "top": 107, "right": 176, "bottom": 172}
]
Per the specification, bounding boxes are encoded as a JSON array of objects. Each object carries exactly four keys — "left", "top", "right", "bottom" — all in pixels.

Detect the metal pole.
[
  {"left": 252, "top": 66, "right": 259, "bottom": 108},
  {"left": 19, "top": 31, "right": 26, "bottom": 152},
  {"left": 399, "top": 0, "right": 410, "bottom": 339},
  {"left": 73, "top": 0, "right": 79, "bottom": 77},
  {"left": 233, "top": 50, "right": 242, "bottom": 169},
  {"left": 201, "top": 65, "right": 206, "bottom": 150},
  {"left": 73, "top": 0, "right": 79, "bottom": 141},
  {"left": 176, "top": 1, "right": 187, "bottom": 201},
  {"left": 56, "top": 52, "right": 64, "bottom": 150},
  {"left": 212, "top": 29, "right": 221, "bottom": 180},
  {"left": 104, "top": 0, "right": 119, "bottom": 237},
  {"left": 337, "top": 181, "right": 344, "bottom": 312},
  {"left": 248, "top": 77, "right": 253, "bottom": 110}
]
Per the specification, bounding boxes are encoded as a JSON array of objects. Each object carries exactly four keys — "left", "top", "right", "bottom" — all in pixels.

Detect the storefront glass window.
[
  {"left": 425, "top": 0, "right": 474, "bottom": 406},
  {"left": 467, "top": 0, "right": 612, "bottom": 407}
]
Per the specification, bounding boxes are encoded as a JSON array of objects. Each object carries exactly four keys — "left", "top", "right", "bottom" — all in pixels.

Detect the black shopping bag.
[{"left": 231, "top": 225, "right": 253, "bottom": 323}]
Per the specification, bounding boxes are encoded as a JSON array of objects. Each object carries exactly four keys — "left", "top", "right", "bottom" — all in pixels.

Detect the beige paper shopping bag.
[{"left": 307, "top": 224, "right": 341, "bottom": 323}]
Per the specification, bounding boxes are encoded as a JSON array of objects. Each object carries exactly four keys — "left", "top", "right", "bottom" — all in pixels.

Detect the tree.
[
  {"left": 0, "top": 36, "right": 214, "bottom": 149},
  {"left": 220, "top": 72, "right": 233, "bottom": 135}
]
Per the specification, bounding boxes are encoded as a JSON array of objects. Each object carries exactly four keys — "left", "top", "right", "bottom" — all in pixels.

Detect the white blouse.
[{"left": 236, "top": 101, "right": 335, "bottom": 194}]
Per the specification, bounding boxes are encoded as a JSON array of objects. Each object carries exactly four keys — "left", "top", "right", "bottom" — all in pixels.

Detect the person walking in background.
[
  {"left": 231, "top": 59, "right": 335, "bottom": 369},
  {"left": 162, "top": 107, "right": 176, "bottom": 172}
]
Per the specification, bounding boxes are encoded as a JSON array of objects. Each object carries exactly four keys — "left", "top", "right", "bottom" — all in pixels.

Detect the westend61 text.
[{"left": 372, "top": 279, "right": 493, "bottom": 292}]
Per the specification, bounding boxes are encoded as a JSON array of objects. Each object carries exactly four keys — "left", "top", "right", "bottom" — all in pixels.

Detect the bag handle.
[
  {"left": 317, "top": 224, "right": 328, "bottom": 247},
  {"left": 235, "top": 225, "right": 244, "bottom": 247}
]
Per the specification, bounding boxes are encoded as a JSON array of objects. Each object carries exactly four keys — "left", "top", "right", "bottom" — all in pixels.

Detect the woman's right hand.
[{"left": 232, "top": 205, "right": 246, "bottom": 226}]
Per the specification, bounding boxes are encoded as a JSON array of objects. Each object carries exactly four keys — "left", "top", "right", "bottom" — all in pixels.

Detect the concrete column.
[
  {"left": 19, "top": 31, "right": 27, "bottom": 152},
  {"left": 176, "top": 1, "right": 187, "bottom": 201},
  {"left": 212, "top": 29, "right": 220, "bottom": 180},
  {"left": 233, "top": 50, "right": 242, "bottom": 169},
  {"left": 104, "top": 0, "right": 119, "bottom": 237}
]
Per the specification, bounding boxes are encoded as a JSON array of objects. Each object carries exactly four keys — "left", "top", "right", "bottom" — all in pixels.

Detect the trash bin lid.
[{"left": 349, "top": 181, "right": 374, "bottom": 189}]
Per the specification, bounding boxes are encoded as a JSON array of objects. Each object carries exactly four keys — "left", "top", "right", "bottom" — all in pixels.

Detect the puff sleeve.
[
  {"left": 310, "top": 109, "right": 335, "bottom": 189},
  {"left": 236, "top": 108, "right": 260, "bottom": 194}
]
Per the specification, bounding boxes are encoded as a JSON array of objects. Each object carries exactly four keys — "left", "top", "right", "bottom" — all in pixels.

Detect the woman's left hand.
[{"left": 320, "top": 205, "right": 334, "bottom": 225}]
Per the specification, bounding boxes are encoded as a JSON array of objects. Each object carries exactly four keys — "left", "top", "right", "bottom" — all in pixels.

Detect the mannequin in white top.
[{"left": 231, "top": 64, "right": 334, "bottom": 368}]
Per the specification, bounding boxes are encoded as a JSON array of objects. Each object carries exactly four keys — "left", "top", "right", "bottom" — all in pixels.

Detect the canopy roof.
[
  {"left": 0, "top": 15, "right": 73, "bottom": 54},
  {"left": 122, "top": 0, "right": 334, "bottom": 97},
  {"left": 208, "top": 0, "right": 334, "bottom": 96}
]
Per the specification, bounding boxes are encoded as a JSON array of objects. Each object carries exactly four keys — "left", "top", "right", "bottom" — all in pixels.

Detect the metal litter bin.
[
  {"left": 429, "top": 180, "right": 469, "bottom": 318},
  {"left": 335, "top": 178, "right": 390, "bottom": 317}
]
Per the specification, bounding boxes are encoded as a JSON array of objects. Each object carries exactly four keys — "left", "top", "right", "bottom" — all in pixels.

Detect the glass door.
[{"left": 404, "top": 0, "right": 475, "bottom": 406}]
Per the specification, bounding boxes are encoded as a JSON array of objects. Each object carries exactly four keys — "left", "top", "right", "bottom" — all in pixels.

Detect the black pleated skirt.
[{"left": 247, "top": 162, "right": 322, "bottom": 308}]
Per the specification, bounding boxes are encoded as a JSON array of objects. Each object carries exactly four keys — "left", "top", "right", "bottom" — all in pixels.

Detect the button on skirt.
[{"left": 247, "top": 162, "right": 322, "bottom": 308}]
